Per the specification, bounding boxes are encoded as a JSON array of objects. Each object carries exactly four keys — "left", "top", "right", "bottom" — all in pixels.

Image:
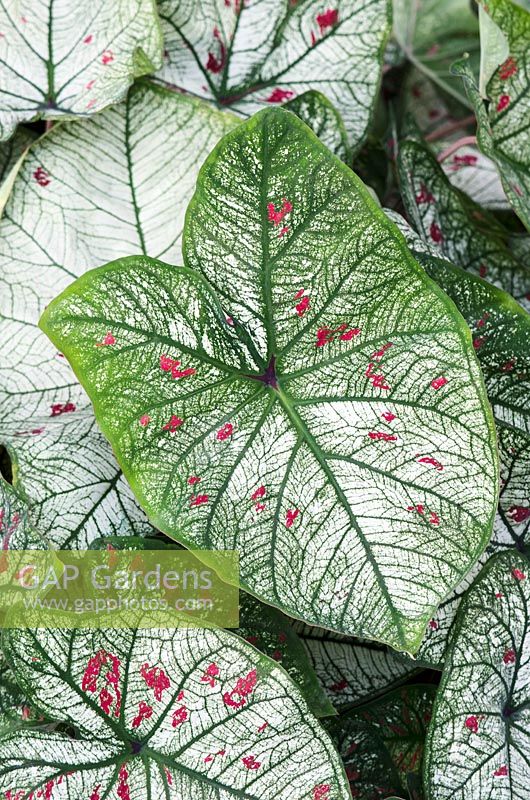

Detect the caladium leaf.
[
  {"left": 0, "top": 656, "right": 29, "bottom": 733},
  {"left": 156, "top": 0, "right": 391, "bottom": 153},
  {"left": 292, "top": 624, "right": 418, "bottom": 710},
  {"left": 398, "top": 136, "right": 530, "bottom": 313},
  {"left": 0, "top": 127, "right": 35, "bottom": 212},
  {"left": 40, "top": 108, "right": 499, "bottom": 652},
  {"left": 285, "top": 91, "right": 349, "bottom": 162},
  {"left": 392, "top": 0, "right": 480, "bottom": 108},
  {"left": 89, "top": 535, "right": 335, "bottom": 718},
  {"left": 0, "top": 627, "right": 350, "bottom": 800},
  {"left": 327, "top": 684, "right": 435, "bottom": 799},
  {"left": 425, "top": 550, "right": 530, "bottom": 798},
  {"left": 453, "top": 0, "right": 530, "bottom": 231},
  {"left": 0, "top": 80, "right": 239, "bottom": 547},
  {"left": 0, "top": 0, "right": 163, "bottom": 140}
]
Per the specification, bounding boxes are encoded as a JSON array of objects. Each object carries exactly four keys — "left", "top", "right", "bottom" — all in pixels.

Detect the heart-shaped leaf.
[
  {"left": 40, "top": 108, "right": 499, "bottom": 651},
  {"left": 292, "top": 624, "right": 418, "bottom": 710},
  {"left": 156, "top": 0, "right": 390, "bottom": 153},
  {"left": 327, "top": 684, "right": 435, "bottom": 799},
  {"left": 398, "top": 136, "right": 530, "bottom": 313},
  {"left": 0, "top": 81, "right": 239, "bottom": 547},
  {"left": 425, "top": 550, "right": 530, "bottom": 798},
  {"left": 0, "top": 0, "right": 163, "bottom": 140},
  {"left": 0, "top": 626, "right": 350, "bottom": 799},
  {"left": 453, "top": 0, "right": 530, "bottom": 231}
]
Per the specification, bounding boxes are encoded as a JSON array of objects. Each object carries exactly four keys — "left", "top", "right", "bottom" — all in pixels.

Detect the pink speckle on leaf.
[
  {"left": 499, "top": 56, "right": 517, "bottom": 80},
  {"left": 415, "top": 184, "right": 434, "bottom": 204},
  {"left": 368, "top": 431, "right": 397, "bottom": 442},
  {"left": 139, "top": 415, "right": 150, "bottom": 427},
  {"left": 171, "top": 704, "right": 188, "bottom": 727},
  {"left": 430, "top": 221, "right": 443, "bottom": 243},
  {"left": 164, "top": 768, "right": 172, "bottom": 786},
  {"left": 267, "top": 198, "right": 292, "bottom": 226},
  {"left": 316, "top": 324, "right": 361, "bottom": 348},
  {"left": 81, "top": 650, "right": 121, "bottom": 718},
  {"left": 371, "top": 342, "right": 393, "bottom": 360},
  {"left": 512, "top": 568, "right": 526, "bottom": 581},
  {"left": 101, "top": 50, "right": 114, "bottom": 65},
  {"left": 217, "top": 422, "right": 233, "bottom": 441},
  {"left": 316, "top": 8, "right": 339, "bottom": 34},
  {"left": 330, "top": 678, "right": 348, "bottom": 692},
  {"left": 429, "top": 619, "right": 439, "bottom": 630},
  {"left": 497, "top": 94, "right": 510, "bottom": 112},
  {"left": 266, "top": 88, "right": 295, "bottom": 103},
  {"left": 417, "top": 455, "right": 444, "bottom": 471},
  {"left": 206, "top": 27, "right": 226, "bottom": 73},
  {"left": 473, "top": 336, "right": 486, "bottom": 349},
  {"left": 431, "top": 376, "right": 448, "bottom": 390},
  {"left": 453, "top": 154, "right": 478, "bottom": 167},
  {"left": 313, "top": 786, "right": 331, "bottom": 800},
  {"left": 83, "top": 34, "right": 93, "bottom": 44},
  {"left": 50, "top": 402, "right": 75, "bottom": 417},
  {"left": 118, "top": 768, "right": 130, "bottom": 800},
  {"left": 204, "top": 749, "right": 226, "bottom": 764},
  {"left": 201, "top": 662, "right": 220, "bottom": 687},
  {"left": 252, "top": 486, "right": 266, "bottom": 500},
  {"left": 85, "top": 79, "right": 96, "bottom": 91},
  {"left": 464, "top": 715, "right": 478, "bottom": 733},
  {"left": 494, "top": 765, "right": 508, "bottom": 777},
  {"left": 242, "top": 755, "right": 261, "bottom": 770},
  {"left": 96, "top": 332, "right": 115, "bottom": 347},
  {"left": 162, "top": 415, "right": 183, "bottom": 432},
  {"left": 257, "top": 721, "right": 269, "bottom": 733},
  {"left": 503, "top": 649, "right": 516, "bottom": 664},
  {"left": 382, "top": 411, "right": 396, "bottom": 422},
  {"left": 160, "top": 354, "right": 196, "bottom": 379},
  {"left": 188, "top": 476, "right": 200, "bottom": 485},
  {"left": 131, "top": 700, "right": 153, "bottom": 729},
  {"left": 295, "top": 290, "right": 310, "bottom": 316},
  {"left": 223, "top": 669, "right": 257, "bottom": 709},
  {"left": 285, "top": 508, "right": 300, "bottom": 528},
  {"left": 508, "top": 505, "right": 530, "bottom": 523},
  {"left": 33, "top": 167, "right": 50, "bottom": 186},
  {"left": 365, "top": 362, "right": 390, "bottom": 391},
  {"left": 190, "top": 494, "right": 209, "bottom": 507},
  {"left": 495, "top": 591, "right": 504, "bottom": 599},
  {"left": 140, "top": 663, "right": 170, "bottom": 701}
]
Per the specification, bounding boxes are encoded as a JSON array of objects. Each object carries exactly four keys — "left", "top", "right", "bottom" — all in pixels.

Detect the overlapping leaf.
[
  {"left": 0, "top": 80, "right": 239, "bottom": 547},
  {"left": 454, "top": 0, "right": 530, "bottom": 230},
  {"left": 156, "top": 0, "right": 390, "bottom": 152},
  {"left": 398, "top": 137, "right": 530, "bottom": 313},
  {"left": 285, "top": 91, "right": 349, "bottom": 162},
  {"left": 327, "top": 685, "right": 435, "bottom": 799},
  {"left": 0, "top": 473, "right": 47, "bottom": 550},
  {"left": 292, "top": 624, "right": 417, "bottom": 710},
  {"left": 40, "top": 108, "right": 499, "bottom": 651},
  {"left": 0, "top": 127, "right": 35, "bottom": 211},
  {"left": 0, "top": 627, "right": 350, "bottom": 799},
  {"left": 0, "top": 0, "right": 163, "bottom": 139},
  {"left": 425, "top": 551, "right": 530, "bottom": 798}
]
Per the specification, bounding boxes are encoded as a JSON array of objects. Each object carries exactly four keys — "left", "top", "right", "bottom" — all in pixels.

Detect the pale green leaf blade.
[
  {"left": 0, "top": 0, "right": 163, "bottom": 139},
  {"left": 293, "top": 624, "right": 418, "bottom": 710},
  {"left": 0, "top": 81, "right": 239, "bottom": 548},
  {"left": 425, "top": 550, "right": 530, "bottom": 799},
  {"left": 41, "top": 109, "right": 499, "bottom": 652},
  {"left": 156, "top": 0, "right": 391, "bottom": 152},
  {"left": 284, "top": 91, "right": 349, "bottom": 162},
  {"left": 397, "top": 137, "right": 530, "bottom": 313},
  {"left": 454, "top": 0, "right": 530, "bottom": 230},
  {"left": 0, "top": 627, "right": 350, "bottom": 799}
]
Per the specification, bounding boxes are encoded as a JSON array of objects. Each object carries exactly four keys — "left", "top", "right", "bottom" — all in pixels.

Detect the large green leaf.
[
  {"left": 425, "top": 550, "right": 530, "bottom": 798},
  {"left": 327, "top": 684, "right": 436, "bottom": 799},
  {"left": 398, "top": 136, "right": 530, "bottom": 314},
  {"left": 40, "top": 108, "right": 499, "bottom": 652},
  {"left": 0, "top": 0, "right": 163, "bottom": 140},
  {"left": 0, "top": 80, "right": 239, "bottom": 548},
  {"left": 292, "top": 624, "right": 418, "bottom": 710},
  {"left": 156, "top": 0, "right": 391, "bottom": 152},
  {"left": 454, "top": 0, "right": 530, "bottom": 231},
  {"left": 0, "top": 626, "right": 350, "bottom": 799}
]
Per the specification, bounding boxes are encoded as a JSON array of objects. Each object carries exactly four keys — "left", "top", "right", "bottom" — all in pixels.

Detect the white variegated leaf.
[
  {"left": 40, "top": 108, "right": 499, "bottom": 651},
  {"left": 156, "top": 0, "right": 390, "bottom": 153},
  {"left": 425, "top": 550, "right": 530, "bottom": 799},
  {"left": 0, "top": 0, "right": 163, "bottom": 139},
  {"left": 0, "top": 81, "right": 239, "bottom": 548},
  {"left": 0, "top": 473, "right": 47, "bottom": 550},
  {"left": 0, "top": 627, "right": 350, "bottom": 799}
]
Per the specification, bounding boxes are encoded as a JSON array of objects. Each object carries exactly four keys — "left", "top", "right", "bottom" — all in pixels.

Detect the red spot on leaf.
[
  {"left": 508, "top": 506, "right": 530, "bottom": 523},
  {"left": 162, "top": 415, "right": 183, "bottom": 432},
  {"left": 415, "top": 184, "right": 434, "bottom": 204},
  {"left": 223, "top": 669, "right": 257, "bottom": 708},
  {"left": 82, "top": 650, "right": 121, "bottom": 718},
  {"left": 242, "top": 755, "right": 261, "bottom": 770},
  {"left": 431, "top": 376, "right": 448, "bottom": 390},
  {"left": 497, "top": 94, "right": 510, "bottom": 112},
  {"left": 381, "top": 411, "right": 396, "bottom": 422},
  {"left": 313, "top": 786, "right": 331, "bottom": 800},
  {"left": 316, "top": 325, "right": 361, "bottom": 347},
  {"left": 171, "top": 704, "right": 188, "bottom": 727},
  {"left": 139, "top": 415, "right": 150, "bottom": 427},
  {"left": 330, "top": 678, "right": 348, "bottom": 692},
  {"left": 140, "top": 663, "right": 170, "bottom": 701},
  {"left": 268, "top": 198, "right": 292, "bottom": 226},
  {"left": 429, "top": 619, "right": 439, "bottom": 630},
  {"left": 316, "top": 8, "right": 339, "bottom": 34},
  {"left": 365, "top": 362, "right": 390, "bottom": 391},
  {"left": 101, "top": 50, "right": 113, "bottom": 65},
  {"left": 96, "top": 332, "right": 115, "bottom": 347},
  {"left": 464, "top": 715, "right": 478, "bottom": 733},
  {"left": 188, "top": 476, "right": 201, "bottom": 485},
  {"left": 132, "top": 700, "right": 153, "bottom": 728},
  {"left": 499, "top": 56, "right": 517, "bottom": 79},
  {"left": 117, "top": 765, "right": 130, "bottom": 800},
  {"left": 512, "top": 568, "right": 526, "bottom": 581},
  {"left": 33, "top": 166, "right": 50, "bottom": 186},
  {"left": 295, "top": 290, "right": 310, "bottom": 316},
  {"left": 206, "top": 27, "right": 226, "bottom": 73},
  {"left": 160, "top": 354, "right": 196, "bottom": 379},
  {"left": 494, "top": 765, "right": 508, "bottom": 777},
  {"left": 417, "top": 455, "right": 444, "bottom": 471},
  {"left": 258, "top": 721, "right": 269, "bottom": 733},
  {"left": 266, "top": 88, "right": 294, "bottom": 103},
  {"left": 453, "top": 154, "right": 477, "bottom": 167},
  {"left": 503, "top": 649, "right": 516, "bottom": 664},
  {"left": 201, "top": 662, "right": 220, "bottom": 687},
  {"left": 217, "top": 422, "right": 233, "bottom": 441},
  {"left": 50, "top": 402, "right": 75, "bottom": 417},
  {"left": 368, "top": 431, "right": 397, "bottom": 442},
  {"left": 285, "top": 508, "right": 300, "bottom": 528},
  {"left": 430, "top": 221, "right": 443, "bottom": 243},
  {"left": 190, "top": 494, "right": 209, "bottom": 507}
]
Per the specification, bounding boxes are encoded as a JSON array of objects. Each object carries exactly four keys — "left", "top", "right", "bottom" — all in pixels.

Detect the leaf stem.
[
  {"left": 436, "top": 135, "right": 478, "bottom": 163},
  {"left": 425, "top": 115, "right": 476, "bottom": 142}
]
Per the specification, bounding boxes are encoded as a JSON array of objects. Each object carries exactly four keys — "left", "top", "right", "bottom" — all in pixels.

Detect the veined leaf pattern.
[
  {"left": 425, "top": 550, "right": 530, "bottom": 799},
  {"left": 40, "top": 109, "right": 499, "bottom": 651},
  {"left": 454, "top": 0, "right": 530, "bottom": 231},
  {"left": 0, "top": 0, "right": 163, "bottom": 139},
  {"left": 0, "top": 627, "right": 350, "bottom": 799},
  {"left": 0, "top": 473, "right": 47, "bottom": 551},
  {"left": 0, "top": 81, "right": 239, "bottom": 548},
  {"left": 156, "top": 0, "right": 390, "bottom": 153}
]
